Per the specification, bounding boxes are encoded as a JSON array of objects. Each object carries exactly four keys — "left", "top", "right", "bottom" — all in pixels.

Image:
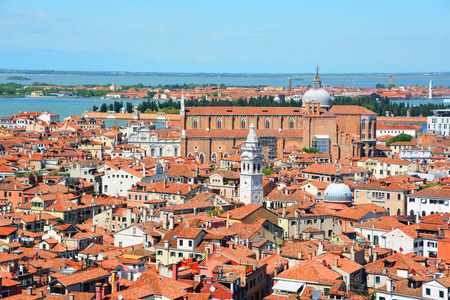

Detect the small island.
[{"left": 7, "top": 76, "right": 31, "bottom": 81}]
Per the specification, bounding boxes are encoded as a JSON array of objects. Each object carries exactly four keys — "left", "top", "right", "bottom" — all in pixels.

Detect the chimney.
[
  {"left": 127, "top": 272, "right": 133, "bottom": 281},
  {"left": 162, "top": 213, "right": 168, "bottom": 230},
  {"left": 102, "top": 283, "right": 108, "bottom": 297},
  {"left": 298, "top": 251, "right": 302, "bottom": 259},
  {"left": 277, "top": 246, "right": 281, "bottom": 255},
  {"left": 172, "top": 262, "right": 179, "bottom": 280},
  {"left": 142, "top": 163, "right": 146, "bottom": 176},
  {"left": 26, "top": 287, "right": 33, "bottom": 295},
  {"left": 317, "top": 242, "right": 324, "bottom": 256},
  {"left": 205, "top": 244, "right": 211, "bottom": 261},
  {"left": 373, "top": 250, "right": 379, "bottom": 262},
  {"left": 164, "top": 240, "right": 169, "bottom": 249},
  {"left": 163, "top": 180, "right": 167, "bottom": 189},
  {"left": 188, "top": 185, "right": 192, "bottom": 192},
  {"left": 39, "top": 290, "right": 44, "bottom": 297},
  {"left": 95, "top": 283, "right": 102, "bottom": 300},
  {"left": 369, "top": 247, "right": 373, "bottom": 261},
  {"left": 334, "top": 257, "right": 339, "bottom": 268},
  {"left": 253, "top": 261, "right": 257, "bottom": 271},
  {"left": 68, "top": 294, "right": 74, "bottom": 300},
  {"left": 282, "top": 206, "right": 286, "bottom": 217},
  {"left": 169, "top": 216, "right": 175, "bottom": 230},
  {"left": 350, "top": 245, "right": 355, "bottom": 262},
  {"left": 386, "top": 278, "right": 393, "bottom": 292}
]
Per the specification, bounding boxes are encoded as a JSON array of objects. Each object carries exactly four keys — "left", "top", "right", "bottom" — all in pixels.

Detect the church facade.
[{"left": 180, "top": 73, "right": 377, "bottom": 163}]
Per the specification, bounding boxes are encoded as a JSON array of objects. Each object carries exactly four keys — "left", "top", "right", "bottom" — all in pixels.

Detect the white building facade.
[
  {"left": 128, "top": 126, "right": 181, "bottom": 158},
  {"left": 428, "top": 109, "right": 450, "bottom": 135}
]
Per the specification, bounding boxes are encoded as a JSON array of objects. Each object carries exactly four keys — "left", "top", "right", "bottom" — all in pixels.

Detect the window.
[
  {"left": 241, "top": 119, "right": 246, "bottom": 129},
  {"left": 217, "top": 119, "right": 222, "bottom": 129},
  {"left": 356, "top": 191, "right": 360, "bottom": 198},
  {"left": 193, "top": 119, "right": 198, "bottom": 129},
  {"left": 426, "top": 288, "right": 431, "bottom": 296},
  {"left": 179, "top": 240, "right": 183, "bottom": 246},
  {"left": 289, "top": 119, "right": 295, "bottom": 129},
  {"left": 265, "top": 119, "right": 270, "bottom": 129},
  {"left": 375, "top": 276, "right": 381, "bottom": 284},
  {"left": 439, "top": 290, "right": 444, "bottom": 298},
  {"left": 178, "top": 252, "right": 183, "bottom": 258},
  {"left": 188, "top": 240, "right": 193, "bottom": 247}
]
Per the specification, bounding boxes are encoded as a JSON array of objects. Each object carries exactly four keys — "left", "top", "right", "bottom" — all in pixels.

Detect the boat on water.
[{"left": 443, "top": 99, "right": 450, "bottom": 103}]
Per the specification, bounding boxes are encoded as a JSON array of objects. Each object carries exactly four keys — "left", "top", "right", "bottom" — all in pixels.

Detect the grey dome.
[
  {"left": 323, "top": 183, "right": 352, "bottom": 203},
  {"left": 302, "top": 88, "right": 331, "bottom": 108}
]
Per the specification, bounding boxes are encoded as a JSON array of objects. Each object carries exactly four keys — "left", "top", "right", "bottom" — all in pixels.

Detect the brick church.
[{"left": 180, "top": 71, "right": 377, "bottom": 163}]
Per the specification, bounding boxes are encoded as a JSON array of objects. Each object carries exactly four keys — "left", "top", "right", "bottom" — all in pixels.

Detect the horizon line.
[{"left": 1, "top": 69, "right": 449, "bottom": 77}]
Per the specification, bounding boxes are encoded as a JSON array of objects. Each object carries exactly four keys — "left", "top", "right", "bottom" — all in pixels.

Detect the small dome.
[
  {"left": 323, "top": 183, "right": 352, "bottom": 203},
  {"left": 302, "top": 88, "right": 331, "bottom": 108}
]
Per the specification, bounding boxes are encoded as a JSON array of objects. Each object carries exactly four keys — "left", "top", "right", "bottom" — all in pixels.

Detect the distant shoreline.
[{"left": 1, "top": 70, "right": 450, "bottom": 78}]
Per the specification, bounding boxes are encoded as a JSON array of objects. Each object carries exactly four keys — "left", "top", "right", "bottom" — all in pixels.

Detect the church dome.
[
  {"left": 323, "top": 183, "right": 352, "bottom": 203},
  {"left": 302, "top": 88, "right": 331, "bottom": 108}
]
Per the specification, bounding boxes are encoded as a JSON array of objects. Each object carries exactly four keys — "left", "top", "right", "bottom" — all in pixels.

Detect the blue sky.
[{"left": 0, "top": 0, "right": 449, "bottom": 73}]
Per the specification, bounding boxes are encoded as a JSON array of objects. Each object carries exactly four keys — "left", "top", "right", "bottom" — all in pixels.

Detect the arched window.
[
  {"left": 241, "top": 119, "right": 246, "bottom": 129},
  {"left": 151, "top": 148, "right": 155, "bottom": 156},
  {"left": 193, "top": 119, "right": 198, "bottom": 129},
  {"left": 187, "top": 152, "right": 193, "bottom": 157},
  {"left": 265, "top": 119, "right": 270, "bottom": 129},
  {"left": 199, "top": 153, "right": 205, "bottom": 164},
  {"left": 223, "top": 153, "right": 228, "bottom": 158},
  {"left": 410, "top": 210, "right": 414, "bottom": 216},
  {"left": 289, "top": 119, "right": 295, "bottom": 129},
  {"left": 397, "top": 208, "right": 401, "bottom": 216},
  {"left": 217, "top": 119, "right": 222, "bottom": 129},
  {"left": 211, "top": 153, "right": 217, "bottom": 161},
  {"left": 159, "top": 148, "right": 163, "bottom": 157},
  {"left": 422, "top": 211, "right": 426, "bottom": 217},
  {"left": 174, "top": 148, "right": 178, "bottom": 157}
]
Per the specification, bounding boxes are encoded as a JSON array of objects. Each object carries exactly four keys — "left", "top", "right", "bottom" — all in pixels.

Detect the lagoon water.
[
  {"left": 0, "top": 97, "right": 130, "bottom": 128},
  {"left": 1, "top": 73, "right": 450, "bottom": 128},
  {"left": 2, "top": 73, "right": 450, "bottom": 88},
  {"left": 1, "top": 96, "right": 449, "bottom": 126}
]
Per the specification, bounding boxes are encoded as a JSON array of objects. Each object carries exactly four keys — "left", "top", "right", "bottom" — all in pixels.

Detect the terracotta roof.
[
  {"left": 218, "top": 204, "right": 263, "bottom": 220},
  {"left": 57, "top": 268, "right": 109, "bottom": 286}
]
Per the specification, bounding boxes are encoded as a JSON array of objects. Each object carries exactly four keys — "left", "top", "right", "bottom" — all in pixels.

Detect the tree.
[
  {"left": 301, "top": 147, "right": 319, "bottom": 154},
  {"left": 100, "top": 103, "right": 107, "bottom": 112},
  {"left": 126, "top": 102, "right": 133, "bottom": 113},
  {"left": 92, "top": 105, "right": 99, "bottom": 112},
  {"left": 375, "top": 83, "right": 385, "bottom": 88},
  {"left": 386, "top": 133, "right": 413, "bottom": 146},
  {"left": 262, "top": 167, "right": 276, "bottom": 176}
]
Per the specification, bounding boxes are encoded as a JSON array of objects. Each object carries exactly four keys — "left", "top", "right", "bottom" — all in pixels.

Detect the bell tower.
[{"left": 239, "top": 123, "right": 264, "bottom": 205}]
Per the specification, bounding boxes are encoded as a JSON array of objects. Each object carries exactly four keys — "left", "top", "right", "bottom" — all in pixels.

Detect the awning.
[{"left": 272, "top": 281, "right": 304, "bottom": 293}]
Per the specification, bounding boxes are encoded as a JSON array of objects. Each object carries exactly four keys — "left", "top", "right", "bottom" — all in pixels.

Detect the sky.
[{"left": 0, "top": 0, "right": 449, "bottom": 74}]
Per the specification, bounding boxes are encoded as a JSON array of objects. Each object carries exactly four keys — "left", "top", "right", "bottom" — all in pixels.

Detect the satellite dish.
[
  {"left": 210, "top": 286, "right": 216, "bottom": 293},
  {"left": 118, "top": 295, "right": 123, "bottom": 300}
]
